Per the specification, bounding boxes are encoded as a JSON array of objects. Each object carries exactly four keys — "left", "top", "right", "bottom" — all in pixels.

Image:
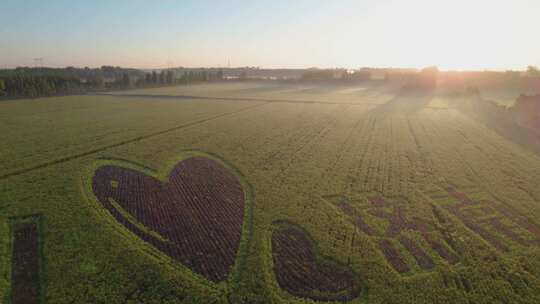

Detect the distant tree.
[
  {"left": 159, "top": 71, "right": 165, "bottom": 84},
  {"left": 0, "top": 79, "right": 5, "bottom": 96},
  {"left": 341, "top": 69, "right": 351, "bottom": 80},
  {"left": 2, "top": 75, "right": 81, "bottom": 98},
  {"left": 89, "top": 76, "right": 104, "bottom": 88},
  {"left": 216, "top": 69, "right": 224, "bottom": 80},
  {"left": 145, "top": 73, "right": 151, "bottom": 84},
  {"left": 466, "top": 84, "right": 480, "bottom": 96},
  {"left": 527, "top": 65, "right": 540, "bottom": 76},
  {"left": 122, "top": 73, "right": 130, "bottom": 87},
  {"left": 300, "top": 69, "right": 334, "bottom": 81},
  {"left": 422, "top": 66, "right": 439, "bottom": 74},
  {"left": 151, "top": 71, "right": 158, "bottom": 84},
  {"left": 350, "top": 70, "right": 370, "bottom": 81},
  {"left": 166, "top": 70, "right": 174, "bottom": 84},
  {"left": 417, "top": 66, "right": 439, "bottom": 89},
  {"left": 37, "top": 77, "right": 53, "bottom": 95},
  {"left": 178, "top": 72, "right": 186, "bottom": 83}
]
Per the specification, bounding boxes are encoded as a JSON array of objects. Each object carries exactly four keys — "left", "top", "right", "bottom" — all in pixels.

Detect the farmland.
[{"left": 1, "top": 81, "right": 540, "bottom": 303}]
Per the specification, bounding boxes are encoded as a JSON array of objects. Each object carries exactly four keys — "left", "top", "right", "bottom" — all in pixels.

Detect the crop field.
[
  {"left": 1, "top": 81, "right": 540, "bottom": 303},
  {"left": 109, "top": 81, "right": 402, "bottom": 105}
]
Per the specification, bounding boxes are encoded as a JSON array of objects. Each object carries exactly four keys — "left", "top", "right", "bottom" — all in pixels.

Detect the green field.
[{"left": 1, "top": 81, "right": 540, "bottom": 303}]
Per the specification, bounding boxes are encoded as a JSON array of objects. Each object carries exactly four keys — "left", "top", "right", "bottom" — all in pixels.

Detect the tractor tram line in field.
[
  {"left": 269, "top": 105, "right": 352, "bottom": 181},
  {"left": 99, "top": 92, "right": 447, "bottom": 109},
  {"left": 0, "top": 101, "right": 270, "bottom": 181},
  {"left": 318, "top": 110, "right": 371, "bottom": 188},
  {"left": 96, "top": 92, "right": 386, "bottom": 106},
  {"left": 101, "top": 91, "right": 452, "bottom": 110}
]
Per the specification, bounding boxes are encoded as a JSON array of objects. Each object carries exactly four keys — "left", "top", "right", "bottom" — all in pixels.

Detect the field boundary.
[
  {"left": 98, "top": 92, "right": 452, "bottom": 110},
  {"left": 96, "top": 92, "right": 386, "bottom": 106}
]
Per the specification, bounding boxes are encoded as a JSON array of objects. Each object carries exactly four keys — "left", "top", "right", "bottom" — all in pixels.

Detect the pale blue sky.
[{"left": 1, "top": 0, "right": 539, "bottom": 70}]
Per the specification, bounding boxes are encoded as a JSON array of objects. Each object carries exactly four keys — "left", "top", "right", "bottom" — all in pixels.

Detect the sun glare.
[{"left": 333, "top": 0, "right": 539, "bottom": 70}]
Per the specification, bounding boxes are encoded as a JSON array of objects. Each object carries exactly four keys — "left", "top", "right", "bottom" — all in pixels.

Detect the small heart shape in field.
[
  {"left": 272, "top": 224, "right": 360, "bottom": 301},
  {"left": 91, "top": 156, "right": 245, "bottom": 282}
]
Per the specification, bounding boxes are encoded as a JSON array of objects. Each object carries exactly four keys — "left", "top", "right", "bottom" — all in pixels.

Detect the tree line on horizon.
[
  {"left": 0, "top": 67, "right": 225, "bottom": 99},
  {"left": 1, "top": 65, "right": 539, "bottom": 99},
  {"left": 0, "top": 75, "right": 84, "bottom": 98},
  {"left": 139, "top": 69, "right": 224, "bottom": 86}
]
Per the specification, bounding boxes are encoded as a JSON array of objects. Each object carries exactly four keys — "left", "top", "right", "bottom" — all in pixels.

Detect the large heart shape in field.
[{"left": 91, "top": 157, "right": 245, "bottom": 282}]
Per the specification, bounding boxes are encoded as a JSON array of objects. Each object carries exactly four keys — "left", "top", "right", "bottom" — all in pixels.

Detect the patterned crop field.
[{"left": 1, "top": 82, "right": 540, "bottom": 304}]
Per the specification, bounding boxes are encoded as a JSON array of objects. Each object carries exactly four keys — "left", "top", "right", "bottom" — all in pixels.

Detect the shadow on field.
[{"left": 454, "top": 94, "right": 540, "bottom": 155}]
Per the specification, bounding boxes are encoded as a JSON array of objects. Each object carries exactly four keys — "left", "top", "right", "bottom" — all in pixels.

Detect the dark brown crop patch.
[
  {"left": 91, "top": 156, "right": 246, "bottom": 282},
  {"left": 271, "top": 223, "right": 360, "bottom": 301},
  {"left": 10, "top": 215, "right": 42, "bottom": 304}
]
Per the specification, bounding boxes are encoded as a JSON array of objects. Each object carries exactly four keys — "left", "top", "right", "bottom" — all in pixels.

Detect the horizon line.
[{"left": 1, "top": 64, "right": 537, "bottom": 73}]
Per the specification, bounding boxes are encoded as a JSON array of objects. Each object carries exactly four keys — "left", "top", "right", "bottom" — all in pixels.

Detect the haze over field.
[
  {"left": 1, "top": 0, "right": 540, "bottom": 70},
  {"left": 2, "top": 1, "right": 540, "bottom": 304}
]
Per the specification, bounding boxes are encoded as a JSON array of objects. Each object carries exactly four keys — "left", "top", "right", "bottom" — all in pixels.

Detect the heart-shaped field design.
[
  {"left": 91, "top": 156, "right": 245, "bottom": 282},
  {"left": 271, "top": 223, "right": 360, "bottom": 301}
]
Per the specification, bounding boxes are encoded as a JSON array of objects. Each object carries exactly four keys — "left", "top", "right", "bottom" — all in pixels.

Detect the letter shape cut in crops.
[
  {"left": 92, "top": 157, "right": 245, "bottom": 282},
  {"left": 443, "top": 187, "right": 540, "bottom": 251},
  {"left": 332, "top": 194, "right": 459, "bottom": 273}
]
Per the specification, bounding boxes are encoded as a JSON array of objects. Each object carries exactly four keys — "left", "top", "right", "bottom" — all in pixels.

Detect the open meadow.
[{"left": 1, "top": 81, "right": 540, "bottom": 304}]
